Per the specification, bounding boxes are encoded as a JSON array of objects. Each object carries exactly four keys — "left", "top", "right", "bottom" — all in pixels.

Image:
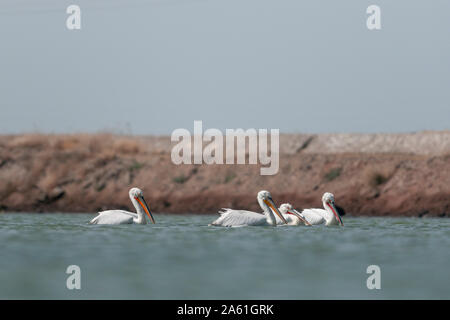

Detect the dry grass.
[
  {"left": 36, "top": 163, "right": 71, "bottom": 193},
  {"left": 364, "top": 166, "right": 395, "bottom": 188},
  {"left": 0, "top": 181, "right": 18, "bottom": 200},
  {"left": 113, "top": 138, "right": 142, "bottom": 154},
  {"left": 1, "top": 134, "right": 146, "bottom": 202},
  {"left": 0, "top": 164, "right": 28, "bottom": 199},
  {"left": 7, "top": 134, "right": 146, "bottom": 157},
  {"left": 52, "top": 136, "right": 81, "bottom": 151},
  {"left": 86, "top": 134, "right": 113, "bottom": 154},
  {"left": 324, "top": 167, "right": 342, "bottom": 182},
  {"left": 8, "top": 134, "right": 49, "bottom": 149},
  {"left": 173, "top": 175, "right": 188, "bottom": 184}
]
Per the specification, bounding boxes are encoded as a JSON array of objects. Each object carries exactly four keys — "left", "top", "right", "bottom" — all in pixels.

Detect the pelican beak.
[
  {"left": 288, "top": 209, "right": 312, "bottom": 226},
  {"left": 327, "top": 202, "right": 343, "bottom": 226},
  {"left": 135, "top": 196, "right": 156, "bottom": 224},
  {"left": 264, "top": 198, "right": 287, "bottom": 224}
]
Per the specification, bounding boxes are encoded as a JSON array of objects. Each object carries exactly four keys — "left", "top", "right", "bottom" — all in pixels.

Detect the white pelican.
[
  {"left": 300, "top": 192, "right": 344, "bottom": 226},
  {"left": 275, "top": 203, "right": 312, "bottom": 226},
  {"left": 89, "top": 187, "right": 155, "bottom": 225},
  {"left": 210, "top": 190, "right": 288, "bottom": 227}
]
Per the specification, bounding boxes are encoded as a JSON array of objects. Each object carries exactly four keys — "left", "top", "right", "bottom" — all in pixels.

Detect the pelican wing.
[
  {"left": 89, "top": 210, "right": 137, "bottom": 225},
  {"left": 300, "top": 208, "right": 326, "bottom": 225},
  {"left": 273, "top": 212, "right": 293, "bottom": 225},
  {"left": 210, "top": 209, "right": 267, "bottom": 227},
  {"left": 276, "top": 214, "right": 299, "bottom": 225}
]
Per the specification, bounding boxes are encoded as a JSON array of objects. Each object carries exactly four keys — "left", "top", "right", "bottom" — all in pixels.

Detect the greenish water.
[{"left": 0, "top": 214, "right": 449, "bottom": 299}]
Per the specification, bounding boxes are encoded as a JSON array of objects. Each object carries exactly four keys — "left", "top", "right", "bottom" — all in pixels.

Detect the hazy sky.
[{"left": 0, "top": 0, "right": 449, "bottom": 135}]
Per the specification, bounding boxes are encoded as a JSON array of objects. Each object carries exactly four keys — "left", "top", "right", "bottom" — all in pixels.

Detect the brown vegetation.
[{"left": 0, "top": 132, "right": 449, "bottom": 217}]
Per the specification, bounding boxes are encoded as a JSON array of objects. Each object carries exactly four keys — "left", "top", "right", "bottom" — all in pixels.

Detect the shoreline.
[
  {"left": 0, "top": 212, "right": 445, "bottom": 219},
  {"left": 0, "top": 132, "right": 449, "bottom": 217}
]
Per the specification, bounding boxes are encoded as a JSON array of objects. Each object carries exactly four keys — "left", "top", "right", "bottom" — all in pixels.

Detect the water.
[{"left": 0, "top": 214, "right": 449, "bottom": 299}]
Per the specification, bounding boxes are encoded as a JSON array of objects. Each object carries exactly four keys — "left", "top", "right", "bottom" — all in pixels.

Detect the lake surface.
[{"left": 0, "top": 214, "right": 448, "bottom": 299}]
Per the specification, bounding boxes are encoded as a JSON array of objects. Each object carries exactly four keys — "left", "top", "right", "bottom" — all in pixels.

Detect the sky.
[{"left": 0, "top": 0, "right": 449, "bottom": 135}]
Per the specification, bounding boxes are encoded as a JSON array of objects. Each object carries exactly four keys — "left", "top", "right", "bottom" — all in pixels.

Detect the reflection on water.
[{"left": 0, "top": 214, "right": 449, "bottom": 299}]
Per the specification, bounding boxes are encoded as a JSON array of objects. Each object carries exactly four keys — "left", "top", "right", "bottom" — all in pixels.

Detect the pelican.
[
  {"left": 209, "top": 190, "right": 288, "bottom": 227},
  {"left": 274, "top": 203, "right": 312, "bottom": 226},
  {"left": 89, "top": 187, "right": 155, "bottom": 225},
  {"left": 300, "top": 192, "right": 344, "bottom": 226}
]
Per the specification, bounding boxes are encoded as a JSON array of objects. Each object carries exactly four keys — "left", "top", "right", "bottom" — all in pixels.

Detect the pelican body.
[
  {"left": 300, "top": 192, "right": 344, "bottom": 226},
  {"left": 89, "top": 187, "right": 155, "bottom": 225},
  {"left": 275, "top": 203, "right": 312, "bottom": 226},
  {"left": 210, "top": 191, "right": 287, "bottom": 227}
]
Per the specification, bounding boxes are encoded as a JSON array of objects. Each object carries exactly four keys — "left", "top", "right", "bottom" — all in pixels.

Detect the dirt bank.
[{"left": 0, "top": 132, "right": 449, "bottom": 217}]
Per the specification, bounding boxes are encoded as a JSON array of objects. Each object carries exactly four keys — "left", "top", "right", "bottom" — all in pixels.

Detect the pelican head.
[
  {"left": 257, "top": 190, "right": 287, "bottom": 224},
  {"left": 279, "top": 203, "right": 293, "bottom": 214},
  {"left": 129, "top": 187, "right": 155, "bottom": 224},
  {"left": 280, "top": 203, "right": 312, "bottom": 226},
  {"left": 322, "top": 192, "right": 334, "bottom": 203},
  {"left": 322, "top": 192, "right": 343, "bottom": 226}
]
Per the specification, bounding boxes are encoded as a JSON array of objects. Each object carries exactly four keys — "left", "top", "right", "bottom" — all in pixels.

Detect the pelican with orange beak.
[
  {"left": 210, "top": 190, "right": 288, "bottom": 227},
  {"left": 89, "top": 187, "right": 155, "bottom": 225},
  {"left": 275, "top": 203, "right": 312, "bottom": 226},
  {"left": 300, "top": 192, "right": 344, "bottom": 226}
]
